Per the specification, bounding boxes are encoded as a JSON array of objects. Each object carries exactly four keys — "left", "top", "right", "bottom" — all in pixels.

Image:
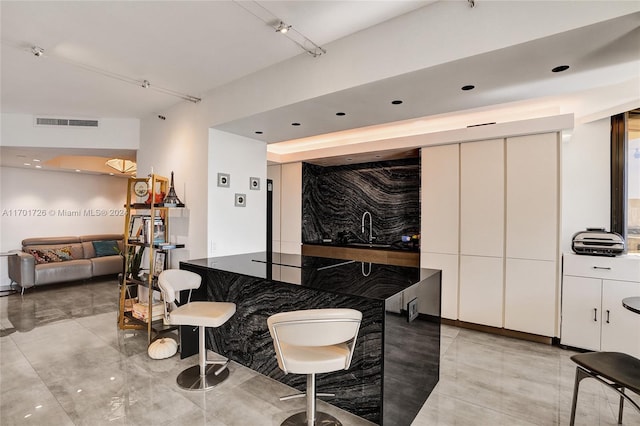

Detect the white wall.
[
  {"left": 0, "top": 167, "right": 127, "bottom": 286},
  {"left": 1, "top": 113, "right": 139, "bottom": 149},
  {"left": 561, "top": 118, "right": 611, "bottom": 253},
  {"left": 208, "top": 129, "right": 266, "bottom": 257}
]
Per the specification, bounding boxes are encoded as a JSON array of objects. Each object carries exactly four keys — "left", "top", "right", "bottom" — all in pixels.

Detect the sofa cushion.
[
  {"left": 92, "top": 240, "right": 120, "bottom": 257},
  {"left": 34, "top": 260, "right": 92, "bottom": 285},
  {"left": 27, "top": 246, "right": 75, "bottom": 264},
  {"left": 91, "top": 255, "right": 124, "bottom": 276}
]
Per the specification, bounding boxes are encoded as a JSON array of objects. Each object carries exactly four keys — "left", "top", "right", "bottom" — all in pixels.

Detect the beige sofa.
[{"left": 8, "top": 234, "right": 124, "bottom": 292}]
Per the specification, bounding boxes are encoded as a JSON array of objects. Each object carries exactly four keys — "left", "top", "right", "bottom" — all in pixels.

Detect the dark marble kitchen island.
[{"left": 180, "top": 252, "right": 441, "bottom": 425}]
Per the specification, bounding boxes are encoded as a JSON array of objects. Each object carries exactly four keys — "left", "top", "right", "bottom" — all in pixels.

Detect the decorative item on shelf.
[
  {"left": 143, "top": 217, "right": 165, "bottom": 244},
  {"left": 127, "top": 246, "right": 145, "bottom": 279},
  {"left": 163, "top": 171, "right": 183, "bottom": 206},
  {"left": 128, "top": 215, "right": 145, "bottom": 242},
  {"left": 153, "top": 251, "right": 166, "bottom": 277},
  {"left": 145, "top": 190, "right": 165, "bottom": 204},
  {"left": 148, "top": 337, "right": 178, "bottom": 359}
]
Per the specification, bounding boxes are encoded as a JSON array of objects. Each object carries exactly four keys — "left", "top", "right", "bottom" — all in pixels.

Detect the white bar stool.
[
  {"left": 267, "top": 308, "right": 362, "bottom": 426},
  {"left": 158, "top": 269, "right": 236, "bottom": 391}
]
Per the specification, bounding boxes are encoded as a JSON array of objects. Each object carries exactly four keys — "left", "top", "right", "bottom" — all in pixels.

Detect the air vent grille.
[{"left": 35, "top": 117, "right": 99, "bottom": 127}]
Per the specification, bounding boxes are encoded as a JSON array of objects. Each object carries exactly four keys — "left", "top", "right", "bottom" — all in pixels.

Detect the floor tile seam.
[{"left": 427, "top": 390, "right": 542, "bottom": 426}]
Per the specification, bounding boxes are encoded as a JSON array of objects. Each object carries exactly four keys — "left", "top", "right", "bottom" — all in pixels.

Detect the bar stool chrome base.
[
  {"left": 281, "top": 411, "right": 342, "bottom": 426},
  {"left": 176, "top": 364, "right": 229, "bottom": 391}
]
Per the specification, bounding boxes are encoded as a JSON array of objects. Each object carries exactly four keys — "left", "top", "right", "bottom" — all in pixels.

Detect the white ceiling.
[{"left": 1, "top": 1, "right": 639, "bottom": 172}]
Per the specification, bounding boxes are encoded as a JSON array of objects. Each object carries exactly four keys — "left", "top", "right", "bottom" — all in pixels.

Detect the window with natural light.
[{"left": 627, "top": 110, "right": 640, "bottom": 254}]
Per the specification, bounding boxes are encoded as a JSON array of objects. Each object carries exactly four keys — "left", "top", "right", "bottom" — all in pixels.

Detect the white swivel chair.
[
  {"left": 267, "top": 308, "right": 362, "bottom": 426},
  {"left": 158, "top": 269, "right": 236, "bottom": 391}
]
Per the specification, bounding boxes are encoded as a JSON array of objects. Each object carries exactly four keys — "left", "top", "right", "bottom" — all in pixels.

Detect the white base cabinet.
[{"left": 561, "top": 254, "right": 640, "bottom": 358}]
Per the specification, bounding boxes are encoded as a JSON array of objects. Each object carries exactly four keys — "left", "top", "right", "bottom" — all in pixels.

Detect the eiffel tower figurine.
[{"left": 162, "top": 171, "right": 183, "bottom": 206}]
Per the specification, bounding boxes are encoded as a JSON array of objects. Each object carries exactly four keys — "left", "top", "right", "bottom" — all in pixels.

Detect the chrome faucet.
[{"left": 361, "top": 211, "right": 373, "bottom": 243}]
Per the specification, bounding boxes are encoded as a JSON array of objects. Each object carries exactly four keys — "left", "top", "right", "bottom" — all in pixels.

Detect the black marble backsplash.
[{"left": 302, "top": 159, "right": 420, "bottom": 245}]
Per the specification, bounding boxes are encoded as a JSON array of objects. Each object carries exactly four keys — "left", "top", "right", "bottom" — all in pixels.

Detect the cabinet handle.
[
  {"left": 593, "top": 308, "right": 598, "bottom": 322},
  {"left": 592, "top": 266, "right": 611, "bottom": 270},
  {"left": 606, "top": 310, "right": 610, "bottom": 324}
]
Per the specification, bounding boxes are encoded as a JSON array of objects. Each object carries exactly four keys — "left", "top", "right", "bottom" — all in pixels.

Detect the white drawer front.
[{"left": 563, "top": 254, "right": 640, "bottom": 282}]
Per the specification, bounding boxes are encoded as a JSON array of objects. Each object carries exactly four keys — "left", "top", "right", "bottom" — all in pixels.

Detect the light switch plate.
[
  {"left": 217, "top": 173, "right": 230, "bottom": 188},
  {"left": 235, "top": 193, "right": 246, "bottom": 207},
  {"left": 249, "top": 177, "right": 260, "bottom": 190}
]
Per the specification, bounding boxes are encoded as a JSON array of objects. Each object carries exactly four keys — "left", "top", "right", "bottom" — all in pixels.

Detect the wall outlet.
[
  {"left": 235, "top": 193, "right": 246, "bottom": 207},
  {"left": 249, "top": 177, "right": 260, "bottom": 190},
  {"left": 407, "top": 297, "right": 418, "bottom": 322}
]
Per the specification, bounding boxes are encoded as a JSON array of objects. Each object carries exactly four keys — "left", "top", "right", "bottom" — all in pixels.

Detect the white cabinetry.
[
  {"left": 561, "top": 254, "right": 640, "bottom": 358},
  {"left": 420, "top": 133, "right": 560, "bottom": 335},
  {"left": 421, "top": 144, "right": 459, "bottom": 320},
  {"left": 504, "top": 133, "right": 559, "bottom": 336},
  {"left": 459, "top": 139, "right": 505, "bottom": 326}
]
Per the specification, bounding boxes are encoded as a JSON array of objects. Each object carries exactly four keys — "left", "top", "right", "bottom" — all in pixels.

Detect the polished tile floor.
[{"left": 1, "top": 277, "right": 638, "bottom": 426}]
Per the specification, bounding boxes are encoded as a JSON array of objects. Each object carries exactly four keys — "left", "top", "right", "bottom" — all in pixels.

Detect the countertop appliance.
[{"left": 571, "top": 228, "right": 625, "bottom": 256}]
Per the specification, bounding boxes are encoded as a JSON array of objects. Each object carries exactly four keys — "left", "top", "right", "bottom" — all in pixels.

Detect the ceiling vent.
[{"left": 35, "top": 117, "right": 99, "bottom": 127}]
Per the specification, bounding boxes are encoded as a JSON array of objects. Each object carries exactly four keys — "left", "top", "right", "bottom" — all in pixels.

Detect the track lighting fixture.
[
  {"left": 15, "top": 42, "right": 201, "bottom": 103},
  {"left": 234, "top": 1, "right": 326, "bottom": 58},
  {"left": 468, "top": 0, "right": 476, "bottom": 8}
]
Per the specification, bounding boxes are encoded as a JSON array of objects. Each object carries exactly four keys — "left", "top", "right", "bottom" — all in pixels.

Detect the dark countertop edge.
[
  {"left": 180, "top": 253, "right": 441, "bottom": 302},
  {"left": 303, "top": 241, "right": 420, "bottom": 253}
]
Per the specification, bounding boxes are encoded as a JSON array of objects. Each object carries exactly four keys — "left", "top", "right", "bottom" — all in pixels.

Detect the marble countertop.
[{"left": 181, "top": 251, "right": 439, "bottom": 301}]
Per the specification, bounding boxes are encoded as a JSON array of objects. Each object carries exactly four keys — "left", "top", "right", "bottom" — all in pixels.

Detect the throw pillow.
[
  {"left": 27, "top": 246, "right": 74, "bottom": 264},
  {"left": 92, "top": 240, "right": 120, "bottom": 257}
]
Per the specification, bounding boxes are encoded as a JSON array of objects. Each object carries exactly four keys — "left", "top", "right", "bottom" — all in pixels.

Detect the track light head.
[
  {"left": 275, "top": 21, "right": 291, "bottom": 33},
  {"left": 141, "top": 80, "right": 150, "bottom": 89},
  {"left": 31, "top": 46, "right": 44, "bottom": 57}
]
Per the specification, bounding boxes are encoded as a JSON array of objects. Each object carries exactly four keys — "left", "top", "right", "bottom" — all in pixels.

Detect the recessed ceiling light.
[
  {"left": 346, "top": 158, "right": 353, "bottom": 161},
  {"left": 33, "top": 159, "right": 40, "bottom": 162},
  {"left": 291, "top": 122, "right": 301, "bottom": 126},
  {"left": 23, "top": 162, "right": 31, "bottom": 166},
  {"left": 391, "top": 100, "right": 403, "bottom": 105},
  {"left": 109, "top": 172, "right": 114, "bottom": 175},
  {"left": 255, "top": 131, "right": 263, "bottom": 134},
  {"left": 75, "top": 169, "right": 81, "bottom": 172},
  {"left": 336, "top": 112, "right": 346, "bottom": 116},
  {"left": 461, "top": 85, "right": 475, "bottom": 91},
  {"left": 375, "top": 155, "right": 381, "bottom": 158},
  {"left": 35, "top": 165, "right": 42, "bottom": 169},
  {"left": 552, "top": 65, "right": 570, "bottom": 73}
]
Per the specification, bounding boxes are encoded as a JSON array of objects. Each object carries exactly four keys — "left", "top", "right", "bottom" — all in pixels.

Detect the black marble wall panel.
[{"left": 302, "top": 159, "right": 420, "bottom": 244}]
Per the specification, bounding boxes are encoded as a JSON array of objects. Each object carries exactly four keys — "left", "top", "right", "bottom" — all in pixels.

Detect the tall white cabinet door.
[
  {"left": 506, "top": 133, "right": 558, "bottom": 261},
  {"left": 505, "top": 258, "right": 557, "bottom": 336},
  {"left": 421, "top": 144, "right": 460, "bottom": 321},
  {"left": 560, "top": 276, "right": 601, "bottom": 351},
  {"left": 459, "top": 255, "right": 504, "bottom": 328},
  {"left": 422, "top": 252, "right": 459, "bottom": 320},
  {"left": 421, "top": 144, "right": 459, "bottom": 255},
  {"left": 460, "top": 139, "right": 505, "bottom": 258},
  {"left": 601, "top": 280, "right": 640, "bottom": 358},
  {"left": 280, "top": 162, "right": 302, "bottom": 254}
]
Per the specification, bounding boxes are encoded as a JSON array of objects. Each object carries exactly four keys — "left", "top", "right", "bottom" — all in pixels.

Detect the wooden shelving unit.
[{"left": 117, "top": 174, "right": 185, "bottom": 343}]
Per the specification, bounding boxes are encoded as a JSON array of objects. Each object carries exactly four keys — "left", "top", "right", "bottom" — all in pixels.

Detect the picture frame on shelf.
[
  {"left": 128, "top": 215, "right": 145, "bottom": 242},
  {"left": 153, "top": 251, "right": 166, "bottom": 277}
]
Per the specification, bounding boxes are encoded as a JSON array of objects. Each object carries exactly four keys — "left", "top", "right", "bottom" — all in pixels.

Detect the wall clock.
[{"left": 134, "top": 181, "right": 148, "bottom": 197}]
